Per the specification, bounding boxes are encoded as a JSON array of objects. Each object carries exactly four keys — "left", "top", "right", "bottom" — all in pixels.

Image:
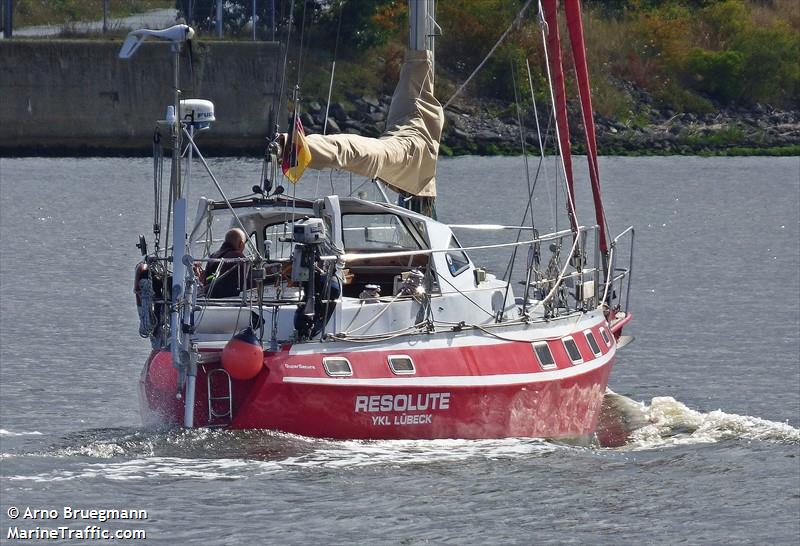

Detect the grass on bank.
[{"left": 446, "top": 144, "right": 800, "bottom": 157}]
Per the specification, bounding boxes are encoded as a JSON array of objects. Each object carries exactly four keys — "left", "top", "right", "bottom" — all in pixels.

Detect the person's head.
[{"left": 224, "top": 228, "right": 247, "bottom": 252}]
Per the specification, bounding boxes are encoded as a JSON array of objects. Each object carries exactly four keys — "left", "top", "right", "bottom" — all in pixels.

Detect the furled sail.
[{"left": 304, "top": 49, "right": 444, "bottom": 197}]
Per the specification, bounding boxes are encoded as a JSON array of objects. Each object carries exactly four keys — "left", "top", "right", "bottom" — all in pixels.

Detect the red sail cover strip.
[
  {"left": 542, "top": 0, "right": 577, "bottom": 233},
  {"left": 564, "top": 0, "right": 609, "bottom": 253}
]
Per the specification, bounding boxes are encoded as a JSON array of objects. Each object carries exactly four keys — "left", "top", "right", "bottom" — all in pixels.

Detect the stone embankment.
[
  {"left": 300, "top": 91, "right": 800, "bottom": 156},
  {"left": 1, "top": 38, "right": 795, "bottom": 156},
  {"left": 0, "top": 40, "right": 280, "bottom": 156}
]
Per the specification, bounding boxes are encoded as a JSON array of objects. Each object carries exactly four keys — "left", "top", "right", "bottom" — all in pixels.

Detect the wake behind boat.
[{"left": 126, "top": 0, "right": 634, "bottom": 440}]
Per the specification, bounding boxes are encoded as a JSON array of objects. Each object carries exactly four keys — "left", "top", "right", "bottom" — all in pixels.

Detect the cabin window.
[
  {"left": 445, "top": 236, "right": 470, "bottom": 277},
  {"left": 411, "top": 219, "right": 428, "bottom": 244},
  {"left": 533, "top": 342, "right": 557, "bottom": 370},
  {"left": 388, "top": 355, "right": 416, "bottom": 375},
  {"left": 342, "top": 214, "right": 421, "bottom": 250},
  {"left": 264, "top": 221, "right": 295, "bottom": 261},
  {"left": 584, "top": 331, "right": 602, "bottom": 357},
  {"left": 563, "top": 337, "right": 583, "bottom": 364},
  {"left": 600, "top": 327, "right": 612, "bottom": 347},
  {"left": 323, "top": 357, "right": 352, "bottom": 377}
]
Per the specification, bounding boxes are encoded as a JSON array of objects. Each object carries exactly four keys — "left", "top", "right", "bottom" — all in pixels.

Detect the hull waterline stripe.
[{"left": 282, "top": 346, "right": 615, "bottom": 387}]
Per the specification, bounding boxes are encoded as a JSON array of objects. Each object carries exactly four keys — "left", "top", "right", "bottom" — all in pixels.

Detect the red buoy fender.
[{"left": 221, "top": 328, "right": 264, "bottom": 381}]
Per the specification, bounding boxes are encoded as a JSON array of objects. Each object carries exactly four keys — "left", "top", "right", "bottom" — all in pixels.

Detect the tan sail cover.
[{"left": 305, "top": 50, "right": 444, "bottom": 197}]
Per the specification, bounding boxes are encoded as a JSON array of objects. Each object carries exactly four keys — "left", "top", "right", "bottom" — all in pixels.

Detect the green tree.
[
  {"left": 735, "top": 23, "right": 800, "bottom": 105},
  {"left": 685, "top": 48, "right": 745, "bottom": 103},
  {"left": 176, "top": 0, "right": 396, "bottom": 48},
  {"left": 314, "top": 0, "right": 397, "bottom": 52}
]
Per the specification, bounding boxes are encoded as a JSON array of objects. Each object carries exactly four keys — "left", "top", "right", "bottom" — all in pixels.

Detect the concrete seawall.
[{"left": 0, "top": 40, "right": 281, "bottom": 156}]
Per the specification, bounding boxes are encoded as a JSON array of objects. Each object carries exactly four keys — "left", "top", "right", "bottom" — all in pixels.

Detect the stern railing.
[{"left": 603, "top": 226, "right": 635, "bottom": 317}]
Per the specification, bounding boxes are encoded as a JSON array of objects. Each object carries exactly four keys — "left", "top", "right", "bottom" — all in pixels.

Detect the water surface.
[{"left": 1, "top": 156, "right": 798, "bottom": 543}]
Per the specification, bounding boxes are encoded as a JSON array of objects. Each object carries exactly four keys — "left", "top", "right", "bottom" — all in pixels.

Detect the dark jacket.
[{"left": 204, "top": 244, "right": 247, "bottom": 298}]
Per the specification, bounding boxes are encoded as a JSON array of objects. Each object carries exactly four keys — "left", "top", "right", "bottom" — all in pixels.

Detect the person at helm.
[{"left": 204, "top": 228, "right": 249, "bottom": 298}]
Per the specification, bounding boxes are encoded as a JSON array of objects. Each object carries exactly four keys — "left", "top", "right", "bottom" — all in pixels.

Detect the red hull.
[{"left": 141, "top": 321, "right": 617, "bottom": 439}]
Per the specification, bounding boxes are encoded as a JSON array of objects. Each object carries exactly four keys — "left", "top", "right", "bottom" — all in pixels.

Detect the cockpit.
[{"left": 190, "top": 196, "right": 448, "bottom": 301}]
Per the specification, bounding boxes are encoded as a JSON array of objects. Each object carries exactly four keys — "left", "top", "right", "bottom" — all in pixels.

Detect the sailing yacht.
[{"left": 126, "top": 0, "right": 634, "bottom": 439}]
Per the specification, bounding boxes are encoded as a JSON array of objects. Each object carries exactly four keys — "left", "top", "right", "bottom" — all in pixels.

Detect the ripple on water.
[{"left": 0, "top": 429, "right": 43, "bottom": 437}]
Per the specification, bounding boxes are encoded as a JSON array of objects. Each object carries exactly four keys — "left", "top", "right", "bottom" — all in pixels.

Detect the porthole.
[
  {"left": 584, "top": 331, "right": 602, "bottom": 357},
  {"left": 388, "top": 355, "right": 416, "bottom": 375},
  {"left": 323, "top": 357, "right": 352, "bottom": 377},
  {"left": 533, "top": 342, "right": 557, "bottom": 370},
  {"left": 600, "top": 327, "right": 612, "bottom": 347},
  {"left": 563, "top": 337, "right": 583, "bottom": 365}
]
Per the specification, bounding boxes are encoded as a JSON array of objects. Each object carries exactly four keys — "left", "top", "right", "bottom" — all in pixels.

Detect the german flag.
[{"left": 282, "top": 116, "right": 312, "bottom": 183}]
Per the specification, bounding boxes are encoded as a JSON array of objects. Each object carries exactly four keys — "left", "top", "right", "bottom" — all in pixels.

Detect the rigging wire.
[
  {"left": 267, "top": 2, "right": 283, "bottom": 134},
  {"left": 320, "top": 230, "right": 573, "bottom": 263},
  {"left": 295, "top": 0, "right": 310, "bottom": 87},
  {"left": 328, "top": 323, "right": 427, "bottom": 343},
  {"left": 497, "top": 57, "right": 531, "bottom": 321},
  {"left": 325, "top": 1, "right": 344, "bottom": 135},
  {"left": 526, "top": 57, "right": 558, "bottom": 230},
  {"left": 498, "top": 48, "right": 561, "bottom": 282},
  {"left": 537, "top": 0, "right": 579, "bottom": 233},
  {"left": 321, "top": 234, "right": 561, "bottom": 262},
  {"left": 515, "top": 67, "right": 536, "bottom": 237},
  {"left": 434, "top": 273, "right": 497, "bottom": 319},
  {"left": 443, "top": 0, "right": 535, "bottom": 110},
  {"left": 315, "top": 0, "right": 344, "bottom": 198},
  {"left": 486, "top": 2, "right": 583, "bottom": 324},
  {"left": 183, "top": 128, "right": 263, "bottom": 259},
  {"left": 499, "top": 113, "right": 551, "bottom": 281},
  {"left": 286, "top": 0, "right": 310, "bottom": 220},
  {"left": 471, "top": 311, "right": 583, "bottom": 343},
  {"left": 275, "top": 0, "right": 296, "bottom": 133}
]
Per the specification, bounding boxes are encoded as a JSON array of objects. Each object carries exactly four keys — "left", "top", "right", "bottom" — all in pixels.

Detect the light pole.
[
  {"left": 252, "top": 0, "right": 257, "bottom": 41},
  {"left": 216, "top": 0, "right": 223, "bottom": 38},
  {"left": 3, "top": 0, "right": 13, "bottom": 39}
]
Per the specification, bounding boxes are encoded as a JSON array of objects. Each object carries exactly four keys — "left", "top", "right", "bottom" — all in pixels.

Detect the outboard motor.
[{"left": 291, "top": 218, "right": 328, "bottom": 339}]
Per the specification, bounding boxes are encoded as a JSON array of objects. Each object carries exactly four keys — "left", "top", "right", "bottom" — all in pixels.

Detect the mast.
[
  {"left": 119, "top": 25, "right": 197, "bottom": 427},
  {"left": 409, "top": 0, "right": 436, "bottom": 58},
  {"left": 564, "top": 0, "right": 609, "bottom": 254},
  {"left": 403, "top": 0, "right": 438, "bottom": 217},
  {"left": 301, "top": 2, "right": 443, "bottom": 210},
  {"left": 541, "top": 0, "right": 578, "bottom": 234}
]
